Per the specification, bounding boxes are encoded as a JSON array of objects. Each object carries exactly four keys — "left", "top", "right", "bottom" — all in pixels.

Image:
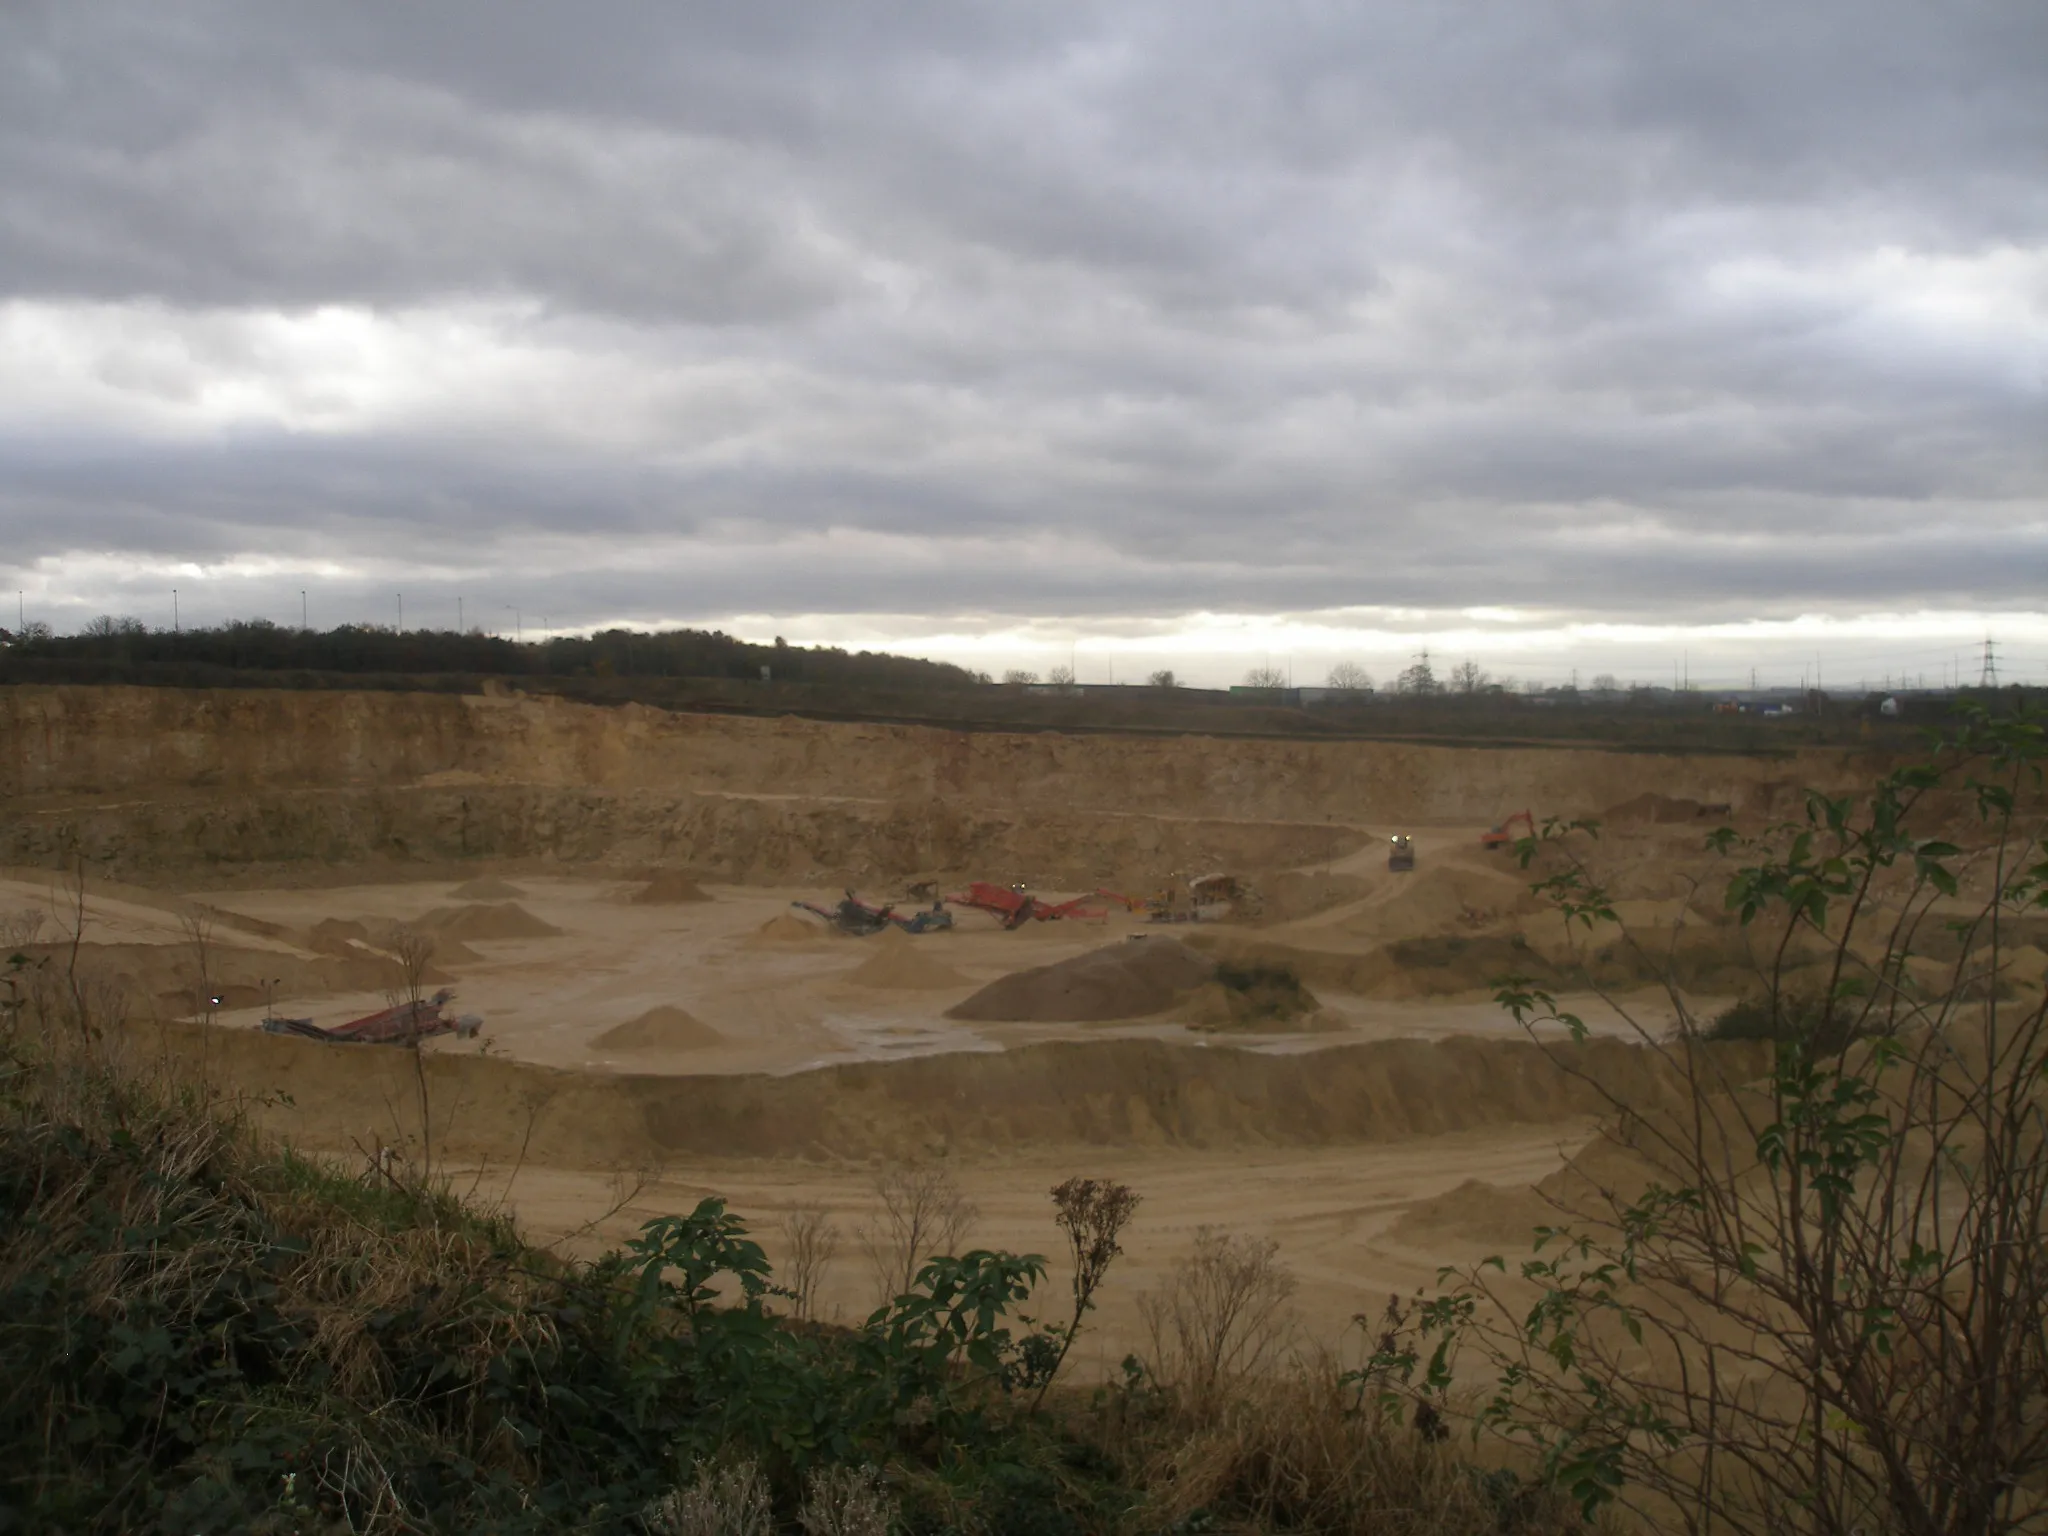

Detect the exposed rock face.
[{"left": 1, "top": 685, "right": 1868, "bottom": 882}]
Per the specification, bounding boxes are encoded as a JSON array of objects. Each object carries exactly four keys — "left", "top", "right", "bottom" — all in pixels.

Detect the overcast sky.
[{"left": 3, "top": 2, "right": 2044, "bottom": 687}]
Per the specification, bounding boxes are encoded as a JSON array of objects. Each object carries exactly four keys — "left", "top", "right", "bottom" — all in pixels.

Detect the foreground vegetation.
[
  {"left": 1372, "top": 704, "right": 2048, "bottom": 1534},
  {"left": 0, "top": 1021, "right": 1577, "bottom": 1533}
]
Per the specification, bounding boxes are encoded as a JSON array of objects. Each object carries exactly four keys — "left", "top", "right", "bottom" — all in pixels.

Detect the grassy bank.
[{"left": 0, "top": 1014, "right": 1580, "bottom": 1535}]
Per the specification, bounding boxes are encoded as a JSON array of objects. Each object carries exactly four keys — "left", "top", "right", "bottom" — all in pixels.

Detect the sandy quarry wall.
[
  {"left": 1, "top": 685, "right": 1884, "bottom": 879},
  {"left": 2, "top": 684, "right": 1877, "bottom": 816},
  {"left": 163, "top": 1021, "right": 1762, "bottom": 1165}
]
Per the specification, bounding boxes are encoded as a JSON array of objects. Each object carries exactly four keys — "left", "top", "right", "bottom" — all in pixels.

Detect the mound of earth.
[
  {"left": 847, "top": 930, "right": 969, "bottom": 991},
  {"left": 1388, "top": 1177, "right": 1555, "bottom": 1250},
  {"left": 449, "top": 875, "right": 528, "bottom": 900},
  {"left": 418, "top": 903, "right": 562, "bottom": 941},
  {"left": 307, "top": 917, "right": 374, "bottom": 955},
  {"left": 627, "top": 872, "right": 713, "bottom": 904},
  {"left": 592, "top": 1005, "right": 723, "bottom": 1052},
  {"left": 746, "top": 912, "right": 826, "bottom": 945},
  {"left": 946, "top": 938, "right": 1213, "bottom": 1023},
  {"left": 1178, "top": 963, "right": 1329, "bottom": 1032},
  {"left": 1256, "top": 870, "right": 1370, "bottom": 923}
]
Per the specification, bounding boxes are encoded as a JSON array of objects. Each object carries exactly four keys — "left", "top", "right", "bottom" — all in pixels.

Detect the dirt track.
[{"left": 0, "top": 684, "right": 1928, "bottom": 1357}]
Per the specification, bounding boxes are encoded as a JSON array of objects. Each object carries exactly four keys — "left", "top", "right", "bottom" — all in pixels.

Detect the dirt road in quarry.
[{"left": 0, "top": 684, "right": 1905, "bottom": 1359}]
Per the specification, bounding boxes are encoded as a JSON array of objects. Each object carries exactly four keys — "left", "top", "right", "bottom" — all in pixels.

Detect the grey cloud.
[{"left": 0, "top": 0, "right": 2043, "bottom": 642}]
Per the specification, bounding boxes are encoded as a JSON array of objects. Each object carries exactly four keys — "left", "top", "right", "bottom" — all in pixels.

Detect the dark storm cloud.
[{"left": 1, "top": 0, "right": 2043, "bottom": 637}]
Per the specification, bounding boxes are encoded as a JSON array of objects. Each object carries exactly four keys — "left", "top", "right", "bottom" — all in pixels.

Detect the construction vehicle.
[
  {"left": 258, "top": 988, "right": 483, "bottom": 1045},
  {"left": 1388, "top": 834, "right": 1416, "bottom": 872},
  {"left": 948, "top": 881, "right": 1136, "bottom": 929},
  {"left": 793, "top": 891, "right": 955, "bottom": 935},
  {"left": 1144, "top": 872, "right": 1260, "bottom": 923},
  {"left": 1480, "top": 809, "right": 1534, "bottom": 851}
]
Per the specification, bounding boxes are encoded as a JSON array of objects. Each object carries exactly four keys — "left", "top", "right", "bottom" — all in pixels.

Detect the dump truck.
[{"left": 1388, "top": 834, "right": 1416, "bottom": 872}]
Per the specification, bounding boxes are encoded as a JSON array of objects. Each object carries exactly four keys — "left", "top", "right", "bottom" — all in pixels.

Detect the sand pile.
[
  {"left": 1257, "top": 871, "right": 1370, "bottom": 923},
  {"left": 1388, "top": 1176, "right": 1554, "bottom": 1250},
  {"left": 628, "top": 872, "right": 713, "bottom": 904},
  {"left": 307, "top": 917, "right": 374, "bottom": 954},
  {"left": 746, "top": 912, "right": 826, "bottom": 945},
  {"left": 947, "top": 938, "right": 1213, "bottom": 1023},
  {"left": 593, "top": 1005, "right": 723, "bottom": 1052},
  {"left": 1178, "top": 966, "right": 1329, "bottom": 1032},
  {"left": 419, "top": 902, "right": 562, "bottom": 941},
  {"left": 449, "top": 875, "right": 529, "bottom": 900},
  {"left": 847, "top": 929, "right": 969, "bottom": 991}
]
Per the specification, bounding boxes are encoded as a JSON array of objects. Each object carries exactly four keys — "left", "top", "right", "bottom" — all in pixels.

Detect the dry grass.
[{"left": 1130, "top": 1358, "right": 1586, "bottom": 1536}]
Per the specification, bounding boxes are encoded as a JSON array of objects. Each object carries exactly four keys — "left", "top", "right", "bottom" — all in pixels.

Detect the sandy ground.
[
  {"left": 0, "top": 830, "right": 1694, "bottom": 1368},
  {"left": 167, "top": 824, "right": 1657, "bottom": 1077},
  {"left": 449, "top": 1123, "right": 1596, "bottom": 1372}
]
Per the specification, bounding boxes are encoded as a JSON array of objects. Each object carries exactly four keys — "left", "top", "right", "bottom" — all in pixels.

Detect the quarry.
[{"left": 3, "top": 682, "right": 1946, "bottom": 1368}]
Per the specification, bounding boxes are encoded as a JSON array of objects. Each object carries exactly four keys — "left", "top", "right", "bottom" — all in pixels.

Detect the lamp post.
[
  {"left": 172, "top": 588, "right": 179, "bottom": 634},
  {"left": 301, "top": 590, "right": 307, "bottom": 631}
]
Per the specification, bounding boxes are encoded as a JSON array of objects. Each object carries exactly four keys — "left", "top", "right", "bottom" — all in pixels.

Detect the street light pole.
[
  {"left": 396, "top": 592, "right": 403, "bottom": 633},
  {"left": 172, "top": 588, "right": 179, "bottom": 634},
  {"left": 301, "top": 590, "right": 307, "bottom": 631}
]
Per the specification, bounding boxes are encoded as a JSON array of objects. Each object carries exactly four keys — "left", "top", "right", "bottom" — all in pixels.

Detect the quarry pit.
[{"left": 0, "top": 683, "right": 1916, "bottom": 1364}]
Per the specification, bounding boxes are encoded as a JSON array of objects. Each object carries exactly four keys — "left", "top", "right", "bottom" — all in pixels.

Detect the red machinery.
[
  {"left": 1480, "top": 809, "right": 1535, "bottom": 851},
  {"left": 947, "top": 882, "right": 1139, "bottom": 929},
  {"left": 259, "top": 988, "right": 483, "bottom": 1045}
]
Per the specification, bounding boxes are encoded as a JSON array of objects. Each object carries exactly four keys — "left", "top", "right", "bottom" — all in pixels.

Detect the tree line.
[{"left": 0, "top": 617, "right": 979, "bottom": 691}]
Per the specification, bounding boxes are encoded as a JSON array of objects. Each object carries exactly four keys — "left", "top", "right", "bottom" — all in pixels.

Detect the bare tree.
[
  {"left": 386, "top": 925, "right": 440, "bottom": 1180},
  {"left": 1396, "top": 649, "right": 1440, "bottom": 695},
  {"left": 1046, "top": 664, "right": 1076, "bottom": 687},
  {"left": 1147, "top": 669, "right": 1178, "bottom": 689},
  {"left": 1139, "top": 1227, "right": 1297, "bottom": 1421},
  {"left": 859, "top": 1162, "right": 978, "bottom": 1305},
  {"left": 1001, "top": 669, "right": 1040, "bottom": 686},
  {"left": 780, "top": 1206, "right": 841, "bottom": 1323},
  {"left": 179, "top": 910, "right": 222, "bottom": 1030},
  {"left": 1325, "top": 661, "right": 1372, "bottom": 691},
  {"left": 1449, "top": 659, "right": 1490, "bottom": 694},
  {"left": 1242, "top": 666, "right": 1288, "bottom": 689},
  {"left": 0, "top": 908, "right": 44, "bottom": 951}
]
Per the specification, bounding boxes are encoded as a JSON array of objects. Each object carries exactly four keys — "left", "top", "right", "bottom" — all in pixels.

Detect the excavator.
[{"left": 1480, "top": 809, "right": 1534, "bottom": 852}]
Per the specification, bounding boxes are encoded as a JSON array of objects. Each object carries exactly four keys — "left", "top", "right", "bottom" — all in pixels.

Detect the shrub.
[
  {"left": 1138, "top": 1228, "right": 1296, "bottom": 1422},
  {"left": 1382, "top": 703, "right": 2048, "bottom": 1533}
]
